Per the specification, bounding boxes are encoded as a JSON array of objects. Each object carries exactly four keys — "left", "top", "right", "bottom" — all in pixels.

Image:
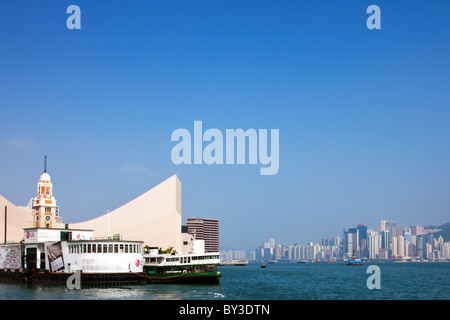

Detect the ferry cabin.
[{"left": 144, "top": 252, "right": 220, "bottom": 273}]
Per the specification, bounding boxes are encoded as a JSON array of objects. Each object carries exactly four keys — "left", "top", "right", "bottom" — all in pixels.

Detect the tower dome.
[{"left": 39, "top": 172, "right": 51, "bottom": 182}]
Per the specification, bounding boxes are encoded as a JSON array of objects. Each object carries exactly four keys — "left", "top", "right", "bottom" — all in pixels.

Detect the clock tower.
[{"left": 32, "top": 156, "right": 60, "bottom": 228}]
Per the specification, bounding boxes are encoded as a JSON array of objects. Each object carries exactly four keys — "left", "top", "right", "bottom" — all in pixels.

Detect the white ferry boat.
[{"left": 143, "top": 248, "right": 222, "bottom": 284}]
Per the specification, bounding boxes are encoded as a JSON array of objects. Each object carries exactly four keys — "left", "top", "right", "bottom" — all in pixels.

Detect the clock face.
[{"left": 44, "top": 215, "right": 51, "bottom": 222}]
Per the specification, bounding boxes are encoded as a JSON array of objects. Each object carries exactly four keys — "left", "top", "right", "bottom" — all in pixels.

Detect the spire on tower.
[{"left": 44, "top": 155, "right": 47, "bottom": 173}]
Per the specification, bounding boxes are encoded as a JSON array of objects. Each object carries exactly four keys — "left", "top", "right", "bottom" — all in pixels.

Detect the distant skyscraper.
[
  {"left": 186, "top": 217, "right": 219, "bottom": 252},
  {"left": 380, "top": 220, "right": 387, "bottom": 232},
  {"left": 357, "top": 224, "right": 368, "bottom": 243},
  {"left": 357, "top": 224, "right": 368, "bottom": 257},
  {"left": 391, "top": 236, "right": 398, "bottom": 257},
  {"left": 416, "top": 235, "right": 425, "bottom": 259},
  {"left": 380, "top": 220, "right": 398, "bottom": 253},
  {"left": 367, "top": 230, "right": 380, "bottom": 259},
  {"left": 344, "top": 228, "right": 359, "bottom": 258},
  {"left": 397, "top": 235, "right": 405, "bottom": 257},
  {"left": 381, "top": 230, "right": 390, "bottom": 250}
]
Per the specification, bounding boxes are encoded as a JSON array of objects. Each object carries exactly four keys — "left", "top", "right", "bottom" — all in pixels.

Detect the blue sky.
[{"left": 0, "top": 1, "right": 449, "bottom": 250}]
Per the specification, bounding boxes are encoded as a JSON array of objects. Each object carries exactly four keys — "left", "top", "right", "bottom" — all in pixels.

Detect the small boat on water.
[
  {"left": 261, "top": 263, "right": 267, "bottom": 268},
  {"left": 347, "top": 249, "right": 363, "bottom": 266}
]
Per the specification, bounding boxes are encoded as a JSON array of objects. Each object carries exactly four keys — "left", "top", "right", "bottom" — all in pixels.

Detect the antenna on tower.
[{"left": 44, "top": 155, "right": 47, "bottom": 173}]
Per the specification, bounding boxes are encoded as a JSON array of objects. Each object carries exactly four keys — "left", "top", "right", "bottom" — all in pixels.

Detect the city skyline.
[
  {"left": 1, "top": 1, "right": 449, "bottom": 251},
  {"left": 221, "top": 219, "right": 450, "bottom": 259}
]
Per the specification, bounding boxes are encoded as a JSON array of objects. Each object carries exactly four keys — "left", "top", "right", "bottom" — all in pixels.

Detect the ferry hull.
[
  {"left": 0, "top": 269, "right": 147, "bottom": 286},
  {"left": 347, "top": 262, "right": 363, "bottom": 266},
  {"left": 145, "top": 272, "right": 222, "bottom": 284}
]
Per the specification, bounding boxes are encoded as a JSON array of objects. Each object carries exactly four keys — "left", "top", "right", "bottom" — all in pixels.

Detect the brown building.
[{"left": 186, "top": 217, "right": 219, "bottom": 252}]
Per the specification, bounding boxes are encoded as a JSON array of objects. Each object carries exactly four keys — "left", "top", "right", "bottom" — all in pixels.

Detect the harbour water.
[{"left": 0, "top": 262, "right": 449, "bottom": 300}]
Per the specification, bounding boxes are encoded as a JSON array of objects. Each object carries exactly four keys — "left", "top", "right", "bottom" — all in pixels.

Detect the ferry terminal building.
[{"left": 0, "top": 164, "right": 197, "bottom": 274}]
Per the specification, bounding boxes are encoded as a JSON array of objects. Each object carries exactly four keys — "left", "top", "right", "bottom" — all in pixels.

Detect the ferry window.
[
  {"left": 92, "top": 244, "right": 96, "bottom": 253},
  {"left": 83, "top": 244, "right": 87, "bottom": 253},
  {"left": 119, "top": 244, "right": 124, "bottom": 253},
  {"left": 87, "top": 244, "right": 91, "bottom": 253},
  {"left": 108, "top": 244, "right": 113, "bottom": 253},
  {"left": 125, "top": 244, "right": 128, "bottom": 253},
  {"left": 114, "top": 244, "right": 118, "bottom": 253},
  {"left": 103, "top": 244, "right": 107, "bottom": 253}
]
